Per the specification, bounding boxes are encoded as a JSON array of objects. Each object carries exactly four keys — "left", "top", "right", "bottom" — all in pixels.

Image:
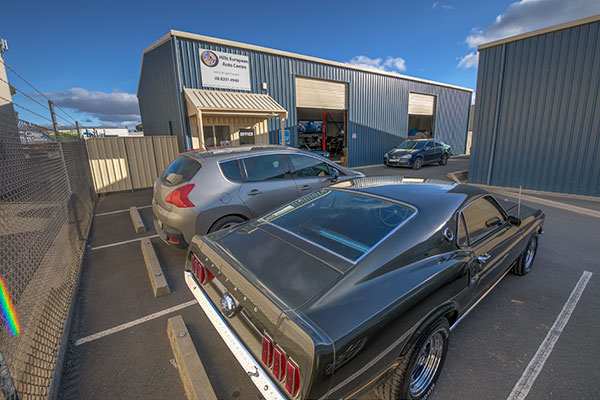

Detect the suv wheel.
[{"left": 208, "top": 215, "right": 246, "bottom": 233}]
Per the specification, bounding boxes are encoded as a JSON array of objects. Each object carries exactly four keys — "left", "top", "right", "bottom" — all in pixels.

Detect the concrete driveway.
[{"left": 61, "top": 157, "right": 600, "bottom": 400}]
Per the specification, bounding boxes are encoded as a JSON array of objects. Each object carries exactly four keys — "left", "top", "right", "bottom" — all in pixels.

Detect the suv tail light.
[
  {"left": 166, "top": 183, "right": 195, "bottom": 208},
  {"left": 190, "top": 253, "right": 214, "bottom": 285},
  {"left": 285, "top": 359, "right": 301, "bottom": 397}
]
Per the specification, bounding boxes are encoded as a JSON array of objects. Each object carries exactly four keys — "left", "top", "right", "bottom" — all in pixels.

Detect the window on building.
[{"left": 204, "top": 125, "right": 231, "bottom": 148}]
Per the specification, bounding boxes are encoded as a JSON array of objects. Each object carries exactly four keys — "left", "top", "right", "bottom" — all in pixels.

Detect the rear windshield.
[
  {"left": 161, "top": 156, "right": 201, "bottom": 186},
  {"left": 263, "top": 189, "right": 415, "bottom": 261}
]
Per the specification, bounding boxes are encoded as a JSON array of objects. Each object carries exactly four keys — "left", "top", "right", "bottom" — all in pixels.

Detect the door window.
[
  {"left": 289, "top": 154, "right": 333, "bottom": 178},
  {"left": 461, "top": 197, "right": 506, "bottom": 244},
  {"left": 457, "top": 214, "right": 468, "bottom": 247},
  {"left": 243, "top": 154, "right": 290, "bottom": 182},
  {"left": 204, "top": 126, "right": 231, "bottom": 148},
  {"left": 219, "top": 160, "right": 243, "bottom": 183}
]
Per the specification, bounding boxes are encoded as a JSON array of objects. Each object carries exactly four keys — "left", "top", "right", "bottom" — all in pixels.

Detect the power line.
[
  {"left": 0, "top": 94, "right": 54, "bottom": 125},
  {"left": 0, "top": 74, "right": 76, "bottom": 127},
  {"left": 0, "top": 57, "right": 78, "bottom": 125}
]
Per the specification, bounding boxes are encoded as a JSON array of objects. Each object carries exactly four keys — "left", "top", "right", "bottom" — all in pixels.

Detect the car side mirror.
[
  {"left": 507, "top": 215, "right": 522, "bottom": 226},
  {"left": 485, "top": 216, "right": 502, "bottom": 227},
  {"left": 330, "top": 168, "right": 340, "bottom": 182}
]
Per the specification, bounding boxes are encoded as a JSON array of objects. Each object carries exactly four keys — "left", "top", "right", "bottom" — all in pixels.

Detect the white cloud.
[
  {"left": 458, "top": 52, "right": 479, "bottom": 69},
  {"left": 48, "top": 87, "right": 140, "bottom": 127},
  {"left": 347, "top": 55, "right": 407, "bottom": 73},
  {"left": 432, "top": 1, "right": 454, "bottom": 10},
  {"left": 458, "top": 0, "right": 600, "bottom": 69}
]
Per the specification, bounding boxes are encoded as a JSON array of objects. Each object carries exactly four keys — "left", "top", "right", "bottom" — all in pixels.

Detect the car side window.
[
  {"left": 243, "top": 154, "right": 290, "bottom": 182},
  {"left": 289, "top": 154, "right": 332, "bottom": 178},
  {"left": 461, "top": 197, "right": 506, "bottom": 244},
  {"left": 457, "top": 213, "right": 468, "bottom": 247},
  {"left": 219, "top": 159, "right": 243, "bottom": 183}
]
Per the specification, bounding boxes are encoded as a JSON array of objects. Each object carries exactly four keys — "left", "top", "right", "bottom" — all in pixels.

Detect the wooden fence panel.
[{"left": 85, "top": 136, "right": 178, "bottom": 193}]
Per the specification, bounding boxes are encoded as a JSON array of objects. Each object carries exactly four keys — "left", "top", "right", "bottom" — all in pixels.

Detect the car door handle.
[
  {"left": 476, "top": 253, "right": 492, "bottom": 264},
  {"left": 247, "top": 189, "right": 262, "bottom": 196}
]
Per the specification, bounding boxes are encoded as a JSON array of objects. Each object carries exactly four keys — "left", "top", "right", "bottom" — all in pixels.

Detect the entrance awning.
[
  {"left": 183, "top": 88, "right": 288, "bottom": 150},
  {"left": 184, "top": 88, "right": 288, "bottom": 118}
]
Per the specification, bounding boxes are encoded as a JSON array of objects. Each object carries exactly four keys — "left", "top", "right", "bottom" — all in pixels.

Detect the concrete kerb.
[
  {"left": 167, "top": 315, "right": 218, "bottom": 400},
  {"left": 129, "top": 206, "right": 146, "bottom": 233},
  {"left": 140, "top": 238, "right": 171, "bottom": 297}
]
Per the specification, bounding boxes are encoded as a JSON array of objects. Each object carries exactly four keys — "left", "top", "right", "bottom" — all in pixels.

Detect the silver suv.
[{"left": 152, "top": 145, "right": 363, "bottom": 247}]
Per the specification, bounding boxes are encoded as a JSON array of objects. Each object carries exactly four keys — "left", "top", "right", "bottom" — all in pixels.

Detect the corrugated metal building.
[
  {"left": 469, "top": 15, "right": 600, "bottom": 196},
  {"left": 138, "top": 30, "right": 472, "bottom": 167}
]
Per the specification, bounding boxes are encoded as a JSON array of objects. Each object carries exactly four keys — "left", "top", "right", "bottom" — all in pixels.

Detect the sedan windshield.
[
  {"left": 262, "top": 190, "right": 416, "bottom": 261},
  {"left": 397, "top": 140, "right": 427, "bottom": 150}
]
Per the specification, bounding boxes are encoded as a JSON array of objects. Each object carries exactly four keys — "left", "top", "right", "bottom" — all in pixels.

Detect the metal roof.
[
  {"left": 479, "top": 14, "right": 600, "bottom": 50},
  {"left": 144, "top": 31, "right": 472, "bottom": 93},
  {"left": 183, "top": 88, "right": 288, "bottom": 117}
]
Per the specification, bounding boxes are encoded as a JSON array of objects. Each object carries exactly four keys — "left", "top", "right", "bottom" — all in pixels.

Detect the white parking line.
[
  {"left": 506, "top": 270, "right": 592, "bottom": 400},
  {"left": 95, "top": 204, "right": 152, "bottom": 217},
  {"left": 75, "top": 300, "right": 198, "bottom": 346},
  {"left": 90, "top": 234, "right": 159, "bottom": 251}
]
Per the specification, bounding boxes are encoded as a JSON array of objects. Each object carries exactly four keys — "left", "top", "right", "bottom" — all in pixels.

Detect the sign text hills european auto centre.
[{"left": 199, "top": 49, "right": 251, "bottom": 91}]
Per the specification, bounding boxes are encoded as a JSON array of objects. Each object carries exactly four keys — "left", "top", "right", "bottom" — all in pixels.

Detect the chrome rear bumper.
[{"left": 184, "top": 271, "right": 287, "bottom": 400}]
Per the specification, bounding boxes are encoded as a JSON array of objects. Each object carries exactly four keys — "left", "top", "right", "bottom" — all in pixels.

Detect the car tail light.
[
  {"left": 167, "top": 234, "right": 180, "bottom": 245},
  {"left": 190, "top": 253, "right": 213, "bottom": 285},
  {"left": 260, "top": 334, "right": 302, "bottom": 397},
  {"left": 261, "top": 335, "right": 274, "bottom": 367},
  {"left": 272, "top": 345, "right": 286, "bottom": 382},
  {"left": 166, "top": 183, "right": 195, "bottom": 208},
  {"left": 285, "top": 359, "right": 301, "bottom": 397}
]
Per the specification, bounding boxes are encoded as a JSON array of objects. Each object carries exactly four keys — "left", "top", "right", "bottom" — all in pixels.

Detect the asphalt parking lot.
[{"left": 60, "top": 157, "right": 600, "bottom": 400}]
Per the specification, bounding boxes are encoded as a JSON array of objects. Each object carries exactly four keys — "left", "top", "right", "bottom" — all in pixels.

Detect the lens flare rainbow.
[{"left": 0, "top": 276, "right": 20, "bottom": 337}]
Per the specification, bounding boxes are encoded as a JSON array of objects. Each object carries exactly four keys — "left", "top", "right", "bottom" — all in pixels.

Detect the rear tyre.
[
  {"left": 208, "top": 215, "right": 246, "bottom": 233},
  {"left": 439, "top": 154, "right": 448, "bottom": 166},
  {"left": 375, "top": 318, "right": 449, "bottom": 400},
  {"left": 412, "top": 157, "right": 423, "bottom": 170},
  {"left": 512, "top": 235, "right": 538, "bottom": 276}
]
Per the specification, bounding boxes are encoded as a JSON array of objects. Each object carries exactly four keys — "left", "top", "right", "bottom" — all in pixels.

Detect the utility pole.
[
  {"left": 75, "top": 120, "right": 81, "bottom": 136},
  {"left": 48, "top": 100, "right": 58, "bottom": 134}
]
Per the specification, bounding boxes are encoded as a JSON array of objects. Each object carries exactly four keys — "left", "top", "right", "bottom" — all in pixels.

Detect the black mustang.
[{"left": 184, "top": 177, "right": 544, "bottom": 400}]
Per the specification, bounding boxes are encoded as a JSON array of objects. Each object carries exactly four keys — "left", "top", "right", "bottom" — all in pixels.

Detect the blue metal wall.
[
  {"left": 137, "top": 40, "right": 184, "bottom": 150},
  {"left": 470, "top": 20, "right": 600, "bottom": 196},
  {"left": 140, "top": 36, "right": 471, "bottom": 167}
]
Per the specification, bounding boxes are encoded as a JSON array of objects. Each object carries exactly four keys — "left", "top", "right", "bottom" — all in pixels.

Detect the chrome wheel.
[
  {"left": 524, "top": 236, "right": 538, "bottom": 270},
  {"left": 409, "top": 331, "right": 445, "bottom": 397}
]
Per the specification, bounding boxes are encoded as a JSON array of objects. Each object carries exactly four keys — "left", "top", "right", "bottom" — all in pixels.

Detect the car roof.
[
  {"left": 183, "top": 145, "right": 321, "bottom": 161},
  {"left": 331, "top": 176, "right": 486, "bottom": 210}
]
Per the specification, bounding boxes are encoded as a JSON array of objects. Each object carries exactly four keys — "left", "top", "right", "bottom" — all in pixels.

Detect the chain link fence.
[{"left": 0, "top": 104, "right": 96, "bottom": 399}]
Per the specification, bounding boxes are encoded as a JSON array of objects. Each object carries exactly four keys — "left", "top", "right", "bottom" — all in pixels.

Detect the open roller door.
[
  {"left": 408, "top": 92, "right": 436, "bottom": 138},
  {"left": 295, "top": 77, "right": 348, "bottom": 165}
]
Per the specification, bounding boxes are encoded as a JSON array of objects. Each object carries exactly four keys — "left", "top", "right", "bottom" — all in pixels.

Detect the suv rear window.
[
  {"left": 161, "top": 156, "right": 201, "bottom": 186},
  {"left": 263, "top": 189, "right": 415, "bottom": 262},
  {"left": 220, "top": 160, "right": 243, "bottom": 182}
]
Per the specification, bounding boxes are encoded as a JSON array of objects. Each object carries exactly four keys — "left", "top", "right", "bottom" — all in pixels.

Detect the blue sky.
[{"left": 2, "top": 0, "right": 599, "bottom": 128}]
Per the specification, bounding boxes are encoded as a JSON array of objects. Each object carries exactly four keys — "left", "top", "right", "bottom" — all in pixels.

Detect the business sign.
[{"left": 199, "top": 49, "right": 251, "bottom": 91}]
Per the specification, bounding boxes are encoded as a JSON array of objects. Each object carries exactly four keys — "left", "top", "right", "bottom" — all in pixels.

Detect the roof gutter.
[{"left": 143, "top": 30, "right": 473, "bottom": 93}]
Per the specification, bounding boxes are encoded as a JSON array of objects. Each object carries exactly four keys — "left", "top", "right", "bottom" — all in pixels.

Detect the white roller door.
[
  {"left": 408, "top": 93, "right": 435, "bottom": 115},
  {"left": 296, "top": 77, "right": 347, "bottom": 110}
]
